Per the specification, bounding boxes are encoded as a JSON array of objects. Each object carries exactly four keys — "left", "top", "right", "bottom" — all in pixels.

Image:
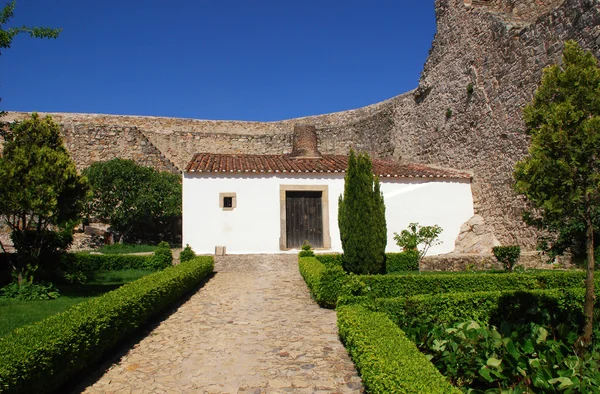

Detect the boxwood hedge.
[
  {"left": 0, "top": 256, "right": 214, "bottom": 394},
  {"left": 299, "top": 256, "right": 590, "bottom": 307},
  {"left": 337, "top": 304, "right": 459, "bottom": 394},
  {"left": 60, "top": 252, "right": 153, "bottom": 273},
  {"left": 356, "top": 287, "right": 600, "bottom": 329}
]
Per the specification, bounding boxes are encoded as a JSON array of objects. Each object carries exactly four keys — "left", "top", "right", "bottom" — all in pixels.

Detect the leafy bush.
[
  {"left": 492, "top": 245, "right": 521, "bottom": 272},
  {"left": 386, "top": 251, "right": 419, "bottom": 273},
  {"left": 369, "top": 287, "right": 600, "bottom": 329},
  {"left": 338, "top": 150, "right": 387, "bottom": 274},
  {"left": 314, "top": 254, "right": 343, "bottom": 266},
  {"left": 60, "top": 253, "right": 153, "bottom": 283},
  {"left": 0, "top": 256, "right": 214, "bottom": 394},
  {"left": 147, "top": 241, "right": 172, "bottom": 271},
  {"left": 179, "top": 244, "right": 196, "bottom": 263},
  {"left": 298, "top": 257, "right": 348, "bottom": 308},
  {"left": 298, "top": 241, "right": 314, "bottom": 258},
  {"left": 97, "top": 243, "right": 158, "bottom": 255},
  {"left": 337, "top": 304, "right": 459, "bottom": 393},
  {"left": 393, "top": 222, "right": 442, "bottom": 263},
  {"left": 410, "top": 319, "right": 600, "bottom": 392},
  {"left": 0, "top": 282, "right": 59, "bottom": 301}
]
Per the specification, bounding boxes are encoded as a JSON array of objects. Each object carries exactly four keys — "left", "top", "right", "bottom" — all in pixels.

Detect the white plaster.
[{"left": 183, "top": 173, "right": 474, "bottom": 255}]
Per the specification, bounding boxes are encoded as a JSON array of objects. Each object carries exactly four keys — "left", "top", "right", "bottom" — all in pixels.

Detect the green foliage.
[
  {"left": 492, "top": 245, "right": 521, "bottom": 272},
  {"left": 298, "top": 240, "right": 315, "bottom": 258},
  {"left": 0, "top": 114, "right": 88, "bottom": 284},
  {"left": 0, "top": 256, "right": 214, "bottom": 394},
  {"left": 393, "top": 222, "right": 443, "bottom": 263},
  {"left": 514, "top": 41, "right": 600, "bottom": 345},
  {"left": 337, "top": 305, "right": 459, "bottom": 394},
  {"left": 314, "top": 253, "right": 343, "bottom": 267},
  {"left": 0, "top": 281, "right": 59, "bottom": 301},
  {"left": 298, "top": 257, "right": 349, "bottom": 308},
  {"left": 446, "top": 108, "right": 453, "bottom": 119},
  {"left": 301, "top": 254, "right": 589, "bottom": 307},
  {"left": 83, "top": 158, "right": 182, "bottom": 244},
  {"left": 370, "top": 287, "right": 600, "bottom": 330},
  {"left": 338, "top": 150, "right": 387, "bottom": 274},
  {"left": 466, "top": 83, "right": 474, "bottom": 96},
  {"left": 386, "top": 251, "right": 419, "bottom": 273},
  {"left": 411, "top": 319, "right": 600, "bottom": 392},
  {"left": 60, "top": 253, "right": 153, "bottom": 283},
  {"left": 147, "top": 241, "right": 172, "bottom": 271},
  {"left": 0, "top": 1, "right": 61, "bottom": 55},
  {"left": 97, "top": 243, "right": 158, "bottom": 255},
  {"left": 179, "top": 244, "right": 196, "bottom": 263}
]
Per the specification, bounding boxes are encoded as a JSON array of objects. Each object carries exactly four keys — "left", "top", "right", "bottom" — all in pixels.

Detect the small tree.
[
  {"left": 0, "top": 114, "right": 87, "bottom": 285},
  {"left": 83, "top": 159, "right": 181, "bottom": 243},
  {"left": 338, "top": 150, "right": 387, "bottom": 274},
  {"left": 393, "top": 222, "right": 443, "bottom": 265},
  {"left": 492, "top": 245, "right": 521, "bottom": 272},
  {"left": 513, "top": 41, "right": 600, "bottom": 347},
  {"left": 179, "top": 244, "right": 196, "bottom": 263}
]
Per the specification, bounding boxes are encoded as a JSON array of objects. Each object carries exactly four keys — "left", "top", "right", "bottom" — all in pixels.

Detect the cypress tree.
[{"left": 338, "top": 150, "right": 387, "bottom": 274}]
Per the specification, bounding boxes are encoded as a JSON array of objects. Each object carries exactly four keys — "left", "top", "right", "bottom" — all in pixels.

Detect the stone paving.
[{"left": 79, "top": 254, "right": 363, "bottom": 394}]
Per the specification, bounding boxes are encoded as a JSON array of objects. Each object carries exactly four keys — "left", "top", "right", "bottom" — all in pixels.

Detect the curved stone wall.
[{"left": 3, "top": 0, "right": 599, "bottom": 248}]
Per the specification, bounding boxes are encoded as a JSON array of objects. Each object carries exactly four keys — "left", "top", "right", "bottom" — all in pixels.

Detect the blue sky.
[{"left": 1, "top": 1, "right": 436, "bottom": 121}]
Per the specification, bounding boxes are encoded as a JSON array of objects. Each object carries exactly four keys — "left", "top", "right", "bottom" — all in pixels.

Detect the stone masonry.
[{"left": 3, "top": 0, "right": 600, "bottom": 248}]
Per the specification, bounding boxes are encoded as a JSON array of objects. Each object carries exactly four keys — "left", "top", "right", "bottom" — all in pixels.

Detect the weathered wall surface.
[{"left": 3, "top": 0, "right": 600, "bottom": 248}]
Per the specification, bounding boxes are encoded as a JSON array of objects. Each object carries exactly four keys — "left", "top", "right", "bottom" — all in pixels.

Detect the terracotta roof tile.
[{"left": 185, "top": 153, "right": 471, "bottom": 180}]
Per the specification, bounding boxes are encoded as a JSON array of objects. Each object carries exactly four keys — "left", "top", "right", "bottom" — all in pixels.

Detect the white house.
[{"left": 182, "top": 126, "right": 474, "bottom": 255}]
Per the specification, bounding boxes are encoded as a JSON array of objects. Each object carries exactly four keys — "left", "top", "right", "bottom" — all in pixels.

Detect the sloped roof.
[{"left": 185, "top": 153, "right": 471, "bottom": 180}]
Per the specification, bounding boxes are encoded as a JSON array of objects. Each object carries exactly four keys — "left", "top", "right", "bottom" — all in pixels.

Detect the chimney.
[{"left": 290, "top": 124, "right": 322, "bottom": 159}]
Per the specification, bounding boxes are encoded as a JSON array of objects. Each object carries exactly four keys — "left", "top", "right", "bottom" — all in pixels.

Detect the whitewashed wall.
[{"left": 183, "top": 173, "right": 474, "bottom": 255}]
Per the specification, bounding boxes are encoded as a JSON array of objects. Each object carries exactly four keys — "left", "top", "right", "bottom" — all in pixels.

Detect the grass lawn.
[
  {"left": 97, "top": 243, "right": 159, "bottom": 254},
  {"left": 0, "top": 269, "right": 152, "bottom": 337}
]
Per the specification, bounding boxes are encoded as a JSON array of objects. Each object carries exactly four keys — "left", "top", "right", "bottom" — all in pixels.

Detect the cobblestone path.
[{"left": 80, "top": 255, "right": 363, "bottom": 394}]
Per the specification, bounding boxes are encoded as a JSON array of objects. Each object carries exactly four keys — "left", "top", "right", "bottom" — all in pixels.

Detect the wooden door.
[{"left": 285, "top": 191, "right": 323, "bottom": 248}]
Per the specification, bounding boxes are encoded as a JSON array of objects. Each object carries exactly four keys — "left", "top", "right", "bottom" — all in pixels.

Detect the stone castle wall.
[{"left": 3, "top": 0, "right": 600, "bottom": 248}]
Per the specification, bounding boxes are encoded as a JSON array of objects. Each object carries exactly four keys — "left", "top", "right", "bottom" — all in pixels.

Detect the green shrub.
[
  {"left": 298, "top": 241, "right": 314, "bottom": 258},
  {"left": 147, "top": 241, "right": 172, "bottom": 271},
  {"left": 356, "top": 270, "right": 588, "bottom": 300},
  {"left": 0, "top": 282, "right": 60, "bottom": 301},
  {"left": 492, "top": 245, "right": 521, "bottom": 271},
  {"left": 314, "top": 254, "right": 343, "bottom": 267},
  {"left": 298, "top": 257, "right": 348, "bottom": 308},
  {"left": 0, "top": 256, "right": 214, "bottom": 394},
  {"left": 179, "top": 244, "right": 196, "bottom": 263},
  {"left": 370, "top": 287, "right": 600, "bottom": 329},
  {"left": 337, "top": 305, "right": 459, "bottom": 394},
  {"left": 386, "top": 251, "right": 419, "bottom": 273},
  {"left": 60, "top": 253, "right": 153, "bottom": 282}
]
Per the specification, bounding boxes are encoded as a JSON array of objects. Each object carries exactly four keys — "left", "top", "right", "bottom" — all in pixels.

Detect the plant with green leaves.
[
  {"left": 492, "top": 245, "right": 521, "bottom": 272},
  {"left": 514, "top": 41, "right": 600, "bottom": 347},
  {"left": 0, "top": 1, "right": 61, "bottom": 113},
  {"left": 179, "top": 244, "right": 196, "bottom": 263},
  {"left": 338, "top": 150, "right": 387, "bottom": 275},
  {"left": 298, "top": 240, "right": 315, "bottom": 257},
  {"left": 147, "top": 241, "right": 172, "bottom": 271},
  {"left": 0, "top": 114, "right": 87, "bottom": 289},
  {"left": 393, "top": 222, "right": 443, "bottom": 265},
  {"left": 83, "top": 158, "right": 181, "bottom": 244}
]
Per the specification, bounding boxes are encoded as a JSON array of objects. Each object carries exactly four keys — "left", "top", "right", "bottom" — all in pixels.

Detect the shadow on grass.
[{"left": 61, "top": 272, "right": 216, "bottom": 394}]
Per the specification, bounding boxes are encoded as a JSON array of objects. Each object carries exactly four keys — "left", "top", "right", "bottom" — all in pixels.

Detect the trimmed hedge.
[
  {"left": 358, "top": 287, "right": 600, "bottom": 329},
  {"left": 385, "top": 251, "right": 419, "bottom": 273},
  {"left": 314, "top": 254, "right": 343, "bottom": 266},
  {"left": 60, "top": 253, "right": 153, "bottom": 273},
  {"left": 298, "top": 257, "right": 346, "bottom": 308},
  {"left": 357, "top": 270, "right": 589, "bottom": 299},
  {"left": 337, "top": 305, "right": 459, "bottom": 394},
  {"left": 0, "top": 256, "right": 214, "bottom": 394},
  {"left": 300, "top": 256, "right": 591, "bottom": 307}
]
